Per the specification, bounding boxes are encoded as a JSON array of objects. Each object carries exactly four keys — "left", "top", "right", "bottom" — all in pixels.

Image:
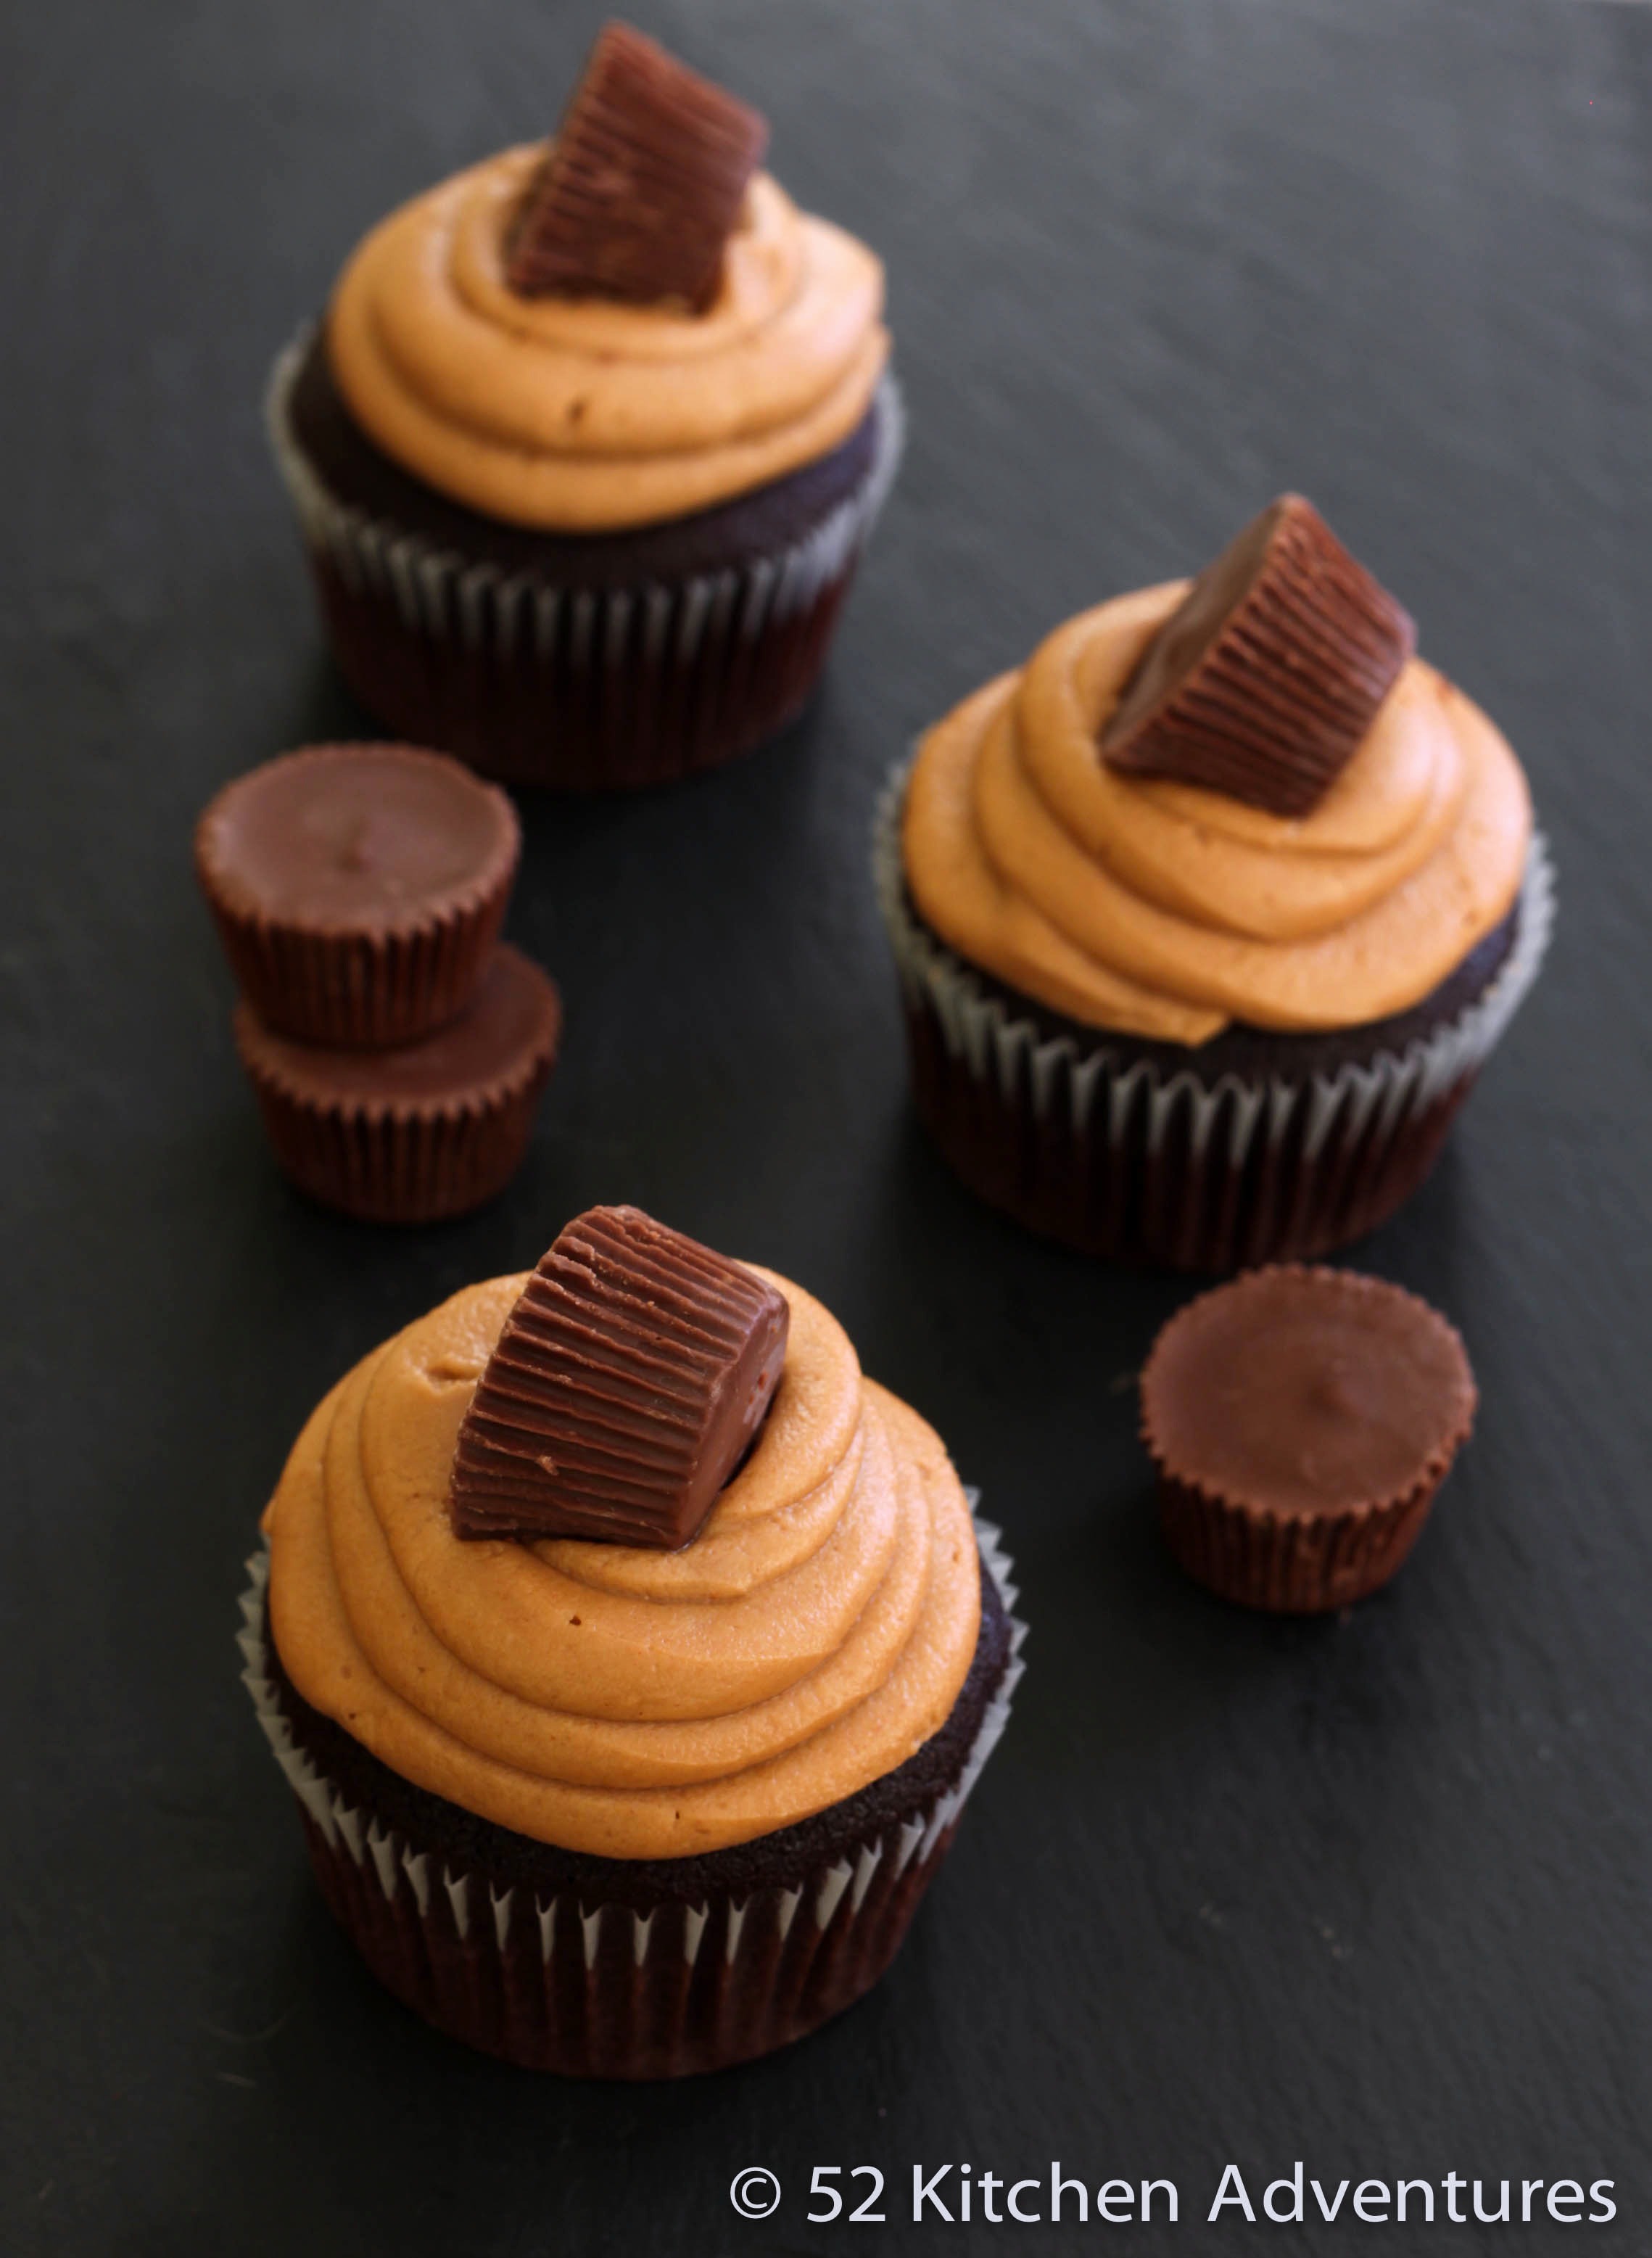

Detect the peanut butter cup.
[
  {"left": 1100, "top": 495, "right": 1416, "bottom": 817},
  {"left": 505, "top": 21, "right": 769, "bottom": 312},
  {"left": 234, "top": 944, "right": 561, "bottom": 1224},
  {"left": 1140, "top": 1266, "right": 1477, "bottom": 1612},
  {"left": 450, "top": 1206, "right": 789, "bottom": 1546},
  {"left": 196, "top": 743, "right": 519, "bottom": 1047}
]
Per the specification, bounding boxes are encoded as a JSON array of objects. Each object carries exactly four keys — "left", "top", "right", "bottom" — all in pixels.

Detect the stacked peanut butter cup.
[{"left": 195, "top": 742, "right": 561, "bottom": 1221}]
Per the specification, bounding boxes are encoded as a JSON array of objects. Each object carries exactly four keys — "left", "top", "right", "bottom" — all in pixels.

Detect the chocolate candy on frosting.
[
  {"left": 449, "top": 1206, "right": 789, "bottom": 1546},
  {"left": 1100, "top": 495, "right": 1417, "bottom": 818},
  {"left": 504, "top": 22, "right": 769, "bottom": 313}
]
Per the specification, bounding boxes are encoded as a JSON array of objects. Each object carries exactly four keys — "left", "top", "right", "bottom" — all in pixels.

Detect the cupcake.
[
  {"left": 196, "top": 741, "right": 560, "bottom": 1223},
  {"left": 268, "top": 22, "right": 902, "bottom": 791},
  {"left": 240, "top": 1206, "right": 1023, "bottom": 2074},
  {"left": 1140, "top": 1264, "right": 1477, "bottom": 1612},
  {"left": 876, "top": 495, "right": 1553, "bottom": 1269}
]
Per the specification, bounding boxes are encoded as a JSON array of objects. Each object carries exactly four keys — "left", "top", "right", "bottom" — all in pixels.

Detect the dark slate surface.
[{"left": 1, "top": 1, "right": 1647, "bottom": 2251}]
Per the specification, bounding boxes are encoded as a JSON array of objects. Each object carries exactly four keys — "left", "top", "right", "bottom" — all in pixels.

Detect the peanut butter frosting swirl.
[
  {"left": 326, "top": 147, "right": 890, "bottom": 531},
  {"left": 263, "top": 1269, "right": 980, "bottom": 1858},
  {"left": 903, "top": 582, "right": 1533, "bottom": 1044}
]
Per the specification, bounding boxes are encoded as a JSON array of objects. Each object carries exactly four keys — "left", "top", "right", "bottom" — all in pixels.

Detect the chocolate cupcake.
[
  {"left": 267, "top": 22, "right": 902, "bottom": 791},
  {"left": 195, "top": 742, "right": 519, "bottom": 1048},
  {"left": 1140, "top": 1264, "right": 1477, "bottom": 1612},
  {"left": 875, "top": 498, "right": 1553, "bottom": 1269},
  {"left": 235, "top": 944, "right": 561, "bottom": 1224},
  {"left": 239, "top": 1208, "right": 1024, "bottom": 2074}
]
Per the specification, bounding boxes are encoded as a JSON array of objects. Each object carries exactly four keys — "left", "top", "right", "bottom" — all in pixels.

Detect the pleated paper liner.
[
  {"left": 239, "top": 1511, "right": 1025, "bottom": 2077},
  {"left": 1155, "top": 1463, "right": 1442, "bottom": 1614},
  {"left": 873, "top": 763, "right": 1554, "bottom": 1271},
  {"left": 265, "top": 331, "right": 905, "bottom": 791}
]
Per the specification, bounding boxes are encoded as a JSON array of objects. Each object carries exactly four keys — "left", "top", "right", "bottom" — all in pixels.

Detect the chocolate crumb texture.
[
  {"left": 504, "top": 21, "right": 769, "bottom": 312},
  {"left": 1100, "top": 495, "right": 1416, "bottom": 817},
  {"left": 450, "top": 1204, "right": 790, "bottom": 1546}
]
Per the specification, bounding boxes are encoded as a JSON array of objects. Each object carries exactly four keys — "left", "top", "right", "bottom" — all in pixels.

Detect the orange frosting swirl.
[
  {"left": 326, "top": 147, "right": 890, "bottom": 531},
  {"left": 262, "top": 1269, "right": 981, "bottom": 1858},
  {"left": 903, "top": 583, "right": 1533, "bottom": 1043}
]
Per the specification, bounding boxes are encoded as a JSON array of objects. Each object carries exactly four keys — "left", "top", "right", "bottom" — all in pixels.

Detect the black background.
[{"left": 3, "top": 2, "right": 1648, "bottom": 2251}]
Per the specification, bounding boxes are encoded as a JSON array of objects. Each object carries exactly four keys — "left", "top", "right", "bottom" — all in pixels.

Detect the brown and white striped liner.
[
  {"left": 239, "top": 1507, "right": 1024, "bottom": 2077},
  {"left": 873, "top": 760, "right": 1554, "bottom": 1270},
  {"left": 265, "top": 331, "right": 905, "bottom": 791}
]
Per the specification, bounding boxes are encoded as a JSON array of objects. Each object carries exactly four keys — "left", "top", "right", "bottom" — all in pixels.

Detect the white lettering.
[
  {"left": 1096, "top": 2180, "right": 1133, "bottom": 2224},
  {"left": 1397, "top": 2179, "right": 1434, "bottom": 2223},
  {"left": 1209, "top": 2166, "right": 1257, "bottom": 2222},
  {"left": 1549, "top": 2180, "right": 1585, "bottom": 2223},
  {"left": 1050, "top": 2164, "right": 1088, "bottom": 2224},
  {"left": 1590, "top": 2181, "right": 1616, "bottom": 2223},
  {"left": 1312, "top": 2179, "right": 1349, "bottom": 2221},
  {"left": 1264, "top": 2164, "right": 1303, "bottom": 2224},
  {"left": 1353, "top": 2180, "right": 1390, "bottom": 2223},
  {"left": 1474, "top": 2180, "right": 1511, "bottom": 2224},
  {"left": 912, "top": 2165, "right": 953, "bottom": 2222},
  {"left": 1141, "top": 2179, "right": 1178, "bottom": 2222},
  {"left": 1007, "top": 2179, "right": 1041, "bottom": 2223}
]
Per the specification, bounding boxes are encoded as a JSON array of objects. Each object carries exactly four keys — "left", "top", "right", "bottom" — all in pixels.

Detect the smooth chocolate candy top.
[
  {"left": 233, "top": 945, "right": 560, "bottom": 1110},
  {"left": 197, "top": 743, "right": 519, "bottom": 935},
  {"left": 450, "top": 1206, "right": 790, "bottom": 1549},
  {"left": 1141, "top": 1265, "right": 1476, "bottom": 1517}
]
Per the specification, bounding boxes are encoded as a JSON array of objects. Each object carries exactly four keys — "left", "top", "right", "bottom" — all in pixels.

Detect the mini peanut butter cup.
[
  {"left": 1140, "top": 1265, "right": 1476, "bottom": 1612},
  {"left": 234, "top": 944, "right": 560, "bottom": 1224},
  {"left": 1100, "top": 495, "right": 1417, "bottom": 818},
  {"left": 196, "top": 743, "right": 520, "bottom": 1048},
  {"left": 504, "top": 22, "right": 769, "bottom": 313},
  {"left": 450, "top": 1205, "right": 789, "bottom": 1547}
]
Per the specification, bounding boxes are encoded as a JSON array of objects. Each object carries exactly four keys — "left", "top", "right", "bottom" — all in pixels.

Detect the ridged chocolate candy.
[
  {"left": 1100, "top": 495, "right": 1416, "bottom": 817},
  {"left": 450, "top": 1206, "right": 789, "bottom": 1546},
  {"left": 504, "top": 22, "right": 769, "bottom": 313}
]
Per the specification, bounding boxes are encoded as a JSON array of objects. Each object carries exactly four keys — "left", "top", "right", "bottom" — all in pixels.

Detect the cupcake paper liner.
[
  {"left": 239, "top": 1507, "right": 1025, "bottom": 2077},
  {"left": 197, "top": 748, "right": 520, "bottom": 1050},
  {"left": 1155, "top": 1464, "right": 1445, "bottom": 1614},
  {"left": 266, "top": 331, "right": 906, "bottom": 791},
  {"left": 873, "top": 762, "right": 1554, "bottom": 1270}
]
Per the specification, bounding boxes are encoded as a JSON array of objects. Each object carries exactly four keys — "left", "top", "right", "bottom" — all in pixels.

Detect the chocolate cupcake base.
[
  {"left": 239, "top": 1517, "right": 1023, "bottom": 2077},
  {"left": 267, "top": 331, "right": 904, "bottom": 792},
  {"left": 874, "top": 767, "right": 1553, "bottom": 1271}
]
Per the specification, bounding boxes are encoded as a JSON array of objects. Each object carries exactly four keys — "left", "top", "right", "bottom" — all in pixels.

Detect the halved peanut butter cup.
[
  {"left": 1100, "top": 494, "right": 1416, "bottom": 817},
  {"left": 504, "top": 21, "right": 769, "bottom": 313},
  {"left": 449, "top": 1206, "right": 789, "bottom": 1546}
]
